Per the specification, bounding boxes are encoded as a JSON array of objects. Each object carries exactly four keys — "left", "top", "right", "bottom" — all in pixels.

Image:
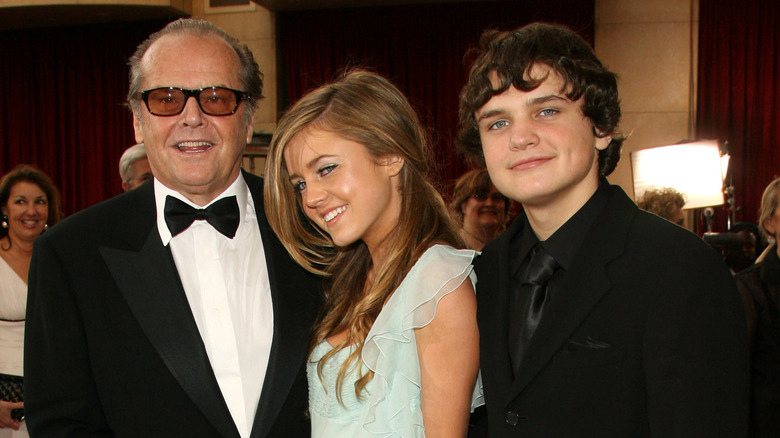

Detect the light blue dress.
[{"left": 307, "top": 244, "right": 482, "bottom": 438}]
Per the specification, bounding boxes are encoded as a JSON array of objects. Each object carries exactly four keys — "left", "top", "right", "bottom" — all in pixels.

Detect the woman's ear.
[{"left": 382, "top": 155, "right": 405, "bottom": 177}]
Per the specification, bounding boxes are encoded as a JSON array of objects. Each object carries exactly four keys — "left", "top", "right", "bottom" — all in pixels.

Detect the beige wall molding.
[
  {"left": 0, "top": 2, "right": 191, "bottom": 30},
  {"left": 203, "top": 0, "right": 256, "bottom": 14}
]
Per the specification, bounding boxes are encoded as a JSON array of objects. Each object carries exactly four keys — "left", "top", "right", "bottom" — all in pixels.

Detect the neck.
[
  {"left": 461, "top": 223, "right": 498, "bottom": 250},
  {"left": 367, "top": 239, "right": 390, "bottom": 272},
  {"left": 524, "top": 176, "right": 599, "bottom": 240},
  {"left": 1, "top": 236, "right": 34, "bottom": 254}
]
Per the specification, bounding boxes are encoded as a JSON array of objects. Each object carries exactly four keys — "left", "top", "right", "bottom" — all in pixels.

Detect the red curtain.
[
  {"left": 0, "top": 20, "right": 168, "bottom": 216},
  {"left": 697, "top": 0, "right": 780, "bottom": 229},
  {"left": 277, "top": 0, "right": 594, "bottom": 194}
]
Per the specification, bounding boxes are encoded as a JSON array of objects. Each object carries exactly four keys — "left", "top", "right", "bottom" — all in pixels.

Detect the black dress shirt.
[{"left": 510, "top": 179, "right": 612, "bottom": 303}]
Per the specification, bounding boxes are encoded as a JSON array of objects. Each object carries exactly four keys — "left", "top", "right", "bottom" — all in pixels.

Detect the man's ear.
[
  {"left": 382, "top": 155, "right": 405, "bottom": 177},
  {"left": 133, "top": 112, "right": 144, "bottom": 144},
  {"left": 594, "top": 132, "right": 612, "bottom": 151},
  {"left": 245, "top": 115, "right": 255, "bottom": 144}
]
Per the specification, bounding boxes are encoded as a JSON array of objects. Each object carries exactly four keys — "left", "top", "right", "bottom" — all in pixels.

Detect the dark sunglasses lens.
[
  {"left": 200, "top": 88, "right": 239, "bottom": 115},
  {"left": 474, "top": 192, "right": 506, "bottom": 203},
  {"left": 146, "top": 89, "right": 186, "bottom": 115}
]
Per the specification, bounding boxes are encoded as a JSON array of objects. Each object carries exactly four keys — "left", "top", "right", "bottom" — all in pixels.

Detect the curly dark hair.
[
  {"left": 457, "top": 22, "right": 624, "bottom": 176},
  {"left": 637, "top": 187, "right": 686, "bottom": 222}
]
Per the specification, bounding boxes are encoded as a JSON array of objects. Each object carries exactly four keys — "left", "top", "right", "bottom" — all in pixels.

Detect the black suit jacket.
[
  {"left": 735, "top": 248, "right": 780, "bottom": 436},
  {"left": 24, "top": 171, "right": 321, "bottom": 437},
  {"left": 474, "top": 185, "right": 749, "bottom": 437}
]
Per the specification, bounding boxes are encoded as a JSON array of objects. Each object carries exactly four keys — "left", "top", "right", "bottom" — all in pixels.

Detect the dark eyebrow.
[
  {"left": 529, "top": 94, "right": 570, "bottom": 105},
  {"left": 475, "top": 109, "right": 504, "bottom": 123}
]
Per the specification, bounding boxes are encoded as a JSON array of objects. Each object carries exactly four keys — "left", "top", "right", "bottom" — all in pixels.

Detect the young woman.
[{"left": 265, "top": 70, "right": 480, "bottom": 437}]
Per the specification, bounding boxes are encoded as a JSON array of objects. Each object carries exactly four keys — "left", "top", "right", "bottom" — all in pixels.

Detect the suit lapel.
[
  {"left": 477, "top": 216, "right": 524, "bottom": 387},
  {"left": 99, "top": 183, "right": 240, "bottom": 438},
  {"left": 246, "top": 172, "right": 316, "bottom": 438},
  {"left": 509, "top": 244, "right": 611, "bottom": 394},
  {"left": 509, "top": 186, "right": 636, "bottom": 396}
]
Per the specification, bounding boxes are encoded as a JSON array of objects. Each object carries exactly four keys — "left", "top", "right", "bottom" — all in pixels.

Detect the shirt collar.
[
  {"left": 513, "top": 179, "right": 611, "bottom": 271},
  {"left": 155, "top": 174, "right": 249, "bottom": 246},
  {"left": 544, "top": 179, "right": 611, "bottom": 271}
]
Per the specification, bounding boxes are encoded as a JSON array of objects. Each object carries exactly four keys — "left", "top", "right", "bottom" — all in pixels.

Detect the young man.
[
  {"left": 458, "top": 23, "right": 748, "bottom": 437},
  {"left": 25, "top": 19, "right": 320, "bottom": 437}
]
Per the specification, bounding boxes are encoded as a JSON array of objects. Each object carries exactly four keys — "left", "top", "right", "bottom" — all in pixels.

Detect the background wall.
[
  {"left": 595, "top": 0, "right": 699, "bottom": 198},
  {"left": 190, "top": 1, "right": 280, "bottom": 136}
]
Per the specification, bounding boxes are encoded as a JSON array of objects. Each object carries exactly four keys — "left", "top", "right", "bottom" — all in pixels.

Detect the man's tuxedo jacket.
[
  {"left": 24, "top": 171, "right": 321, "bottom": 437},
  {"left": 474, "top": 184, "right": 749, "bottom": 437}
]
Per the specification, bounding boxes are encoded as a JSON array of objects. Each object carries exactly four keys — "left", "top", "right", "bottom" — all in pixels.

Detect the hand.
[{"left": 0, "top": 400, "right": 24, "bottom": 430}]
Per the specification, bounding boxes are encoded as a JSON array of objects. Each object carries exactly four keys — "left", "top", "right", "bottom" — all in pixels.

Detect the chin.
[{"left": 331, "top": 238, "right": 354, "bottom": 248}]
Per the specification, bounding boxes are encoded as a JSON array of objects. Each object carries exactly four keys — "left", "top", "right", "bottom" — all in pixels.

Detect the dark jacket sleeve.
[
  {"left": 639, "top": 222, "right": 749, "bottom": 436},
  {"left": 24, "top": 234, "right": 113, "bottom": 437}
]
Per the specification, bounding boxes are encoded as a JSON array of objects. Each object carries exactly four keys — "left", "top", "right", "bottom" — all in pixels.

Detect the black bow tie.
[{"left": 164, "top": 195, "right": 240, "bottom": 238}]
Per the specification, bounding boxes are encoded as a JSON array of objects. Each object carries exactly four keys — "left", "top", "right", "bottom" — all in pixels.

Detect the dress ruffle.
[{"left": 360, "top": 244, "right": 478, "bottom": 437}]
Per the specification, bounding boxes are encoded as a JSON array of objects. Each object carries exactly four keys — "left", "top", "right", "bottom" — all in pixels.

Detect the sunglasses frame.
[{"left": 138, "top": 86, "right": 250, "bottom": 116}]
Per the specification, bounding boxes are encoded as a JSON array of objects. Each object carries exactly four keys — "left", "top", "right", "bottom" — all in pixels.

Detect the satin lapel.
[
  {"left": 99, "top": 199, "right": 240, "bottom": 438},
  {"left": 246, "top": 172, "right": 316, "bottom": 438},
  {"left": 477, "top": 215, "right": 525, "bottom": 388},
  {"left": 510, "top": 187, "right": 635, "bottom": 396}
]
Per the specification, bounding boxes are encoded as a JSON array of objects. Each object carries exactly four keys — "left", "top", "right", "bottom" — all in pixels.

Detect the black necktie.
[
  {"left": 164, "top": 195, "right": 240, "bottom": 238},
  {"left": 508, "top": 243, "right": 560, "bottom": 373}
]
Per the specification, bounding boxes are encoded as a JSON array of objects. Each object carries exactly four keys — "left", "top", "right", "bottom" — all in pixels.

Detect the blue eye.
[
  {"left": 539, "top": 108, "right": 558, "bottom": 117},
  {"left": 489, "top": 120, "right": 509, "bottom": 130},
  {"left": 292, "top": 180, "right": 306, "bottom": 192},
  {"left": 319, "top": 164, "right": 336, "bottom": 176}
]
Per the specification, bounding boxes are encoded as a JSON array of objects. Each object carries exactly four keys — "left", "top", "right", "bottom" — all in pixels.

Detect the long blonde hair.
[
  {"left": 758, "top": 177, "right": 780, "bottom": 242},
  {"left": 264, "top": 70, "right": 464, "bottom": 400}
]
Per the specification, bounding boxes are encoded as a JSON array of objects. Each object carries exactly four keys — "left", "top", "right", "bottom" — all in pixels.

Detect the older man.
[
  {"left": 25, "top": 19, "right": 320, "bottom": 438},
  {"left": 119, "top": 143, "right": 153, "bottom": 191}
]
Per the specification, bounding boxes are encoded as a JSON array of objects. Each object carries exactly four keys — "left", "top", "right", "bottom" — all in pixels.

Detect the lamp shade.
[{"left": 631, "top": 140, "right": 725, "bottom": 209}]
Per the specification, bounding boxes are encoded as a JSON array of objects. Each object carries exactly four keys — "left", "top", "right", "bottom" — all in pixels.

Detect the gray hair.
[
  {"left": 126, "top": 18, "right": 263, "bottom": 122},
  {"left": 119, "top": 143, "right": 147, "bottom": 183}
]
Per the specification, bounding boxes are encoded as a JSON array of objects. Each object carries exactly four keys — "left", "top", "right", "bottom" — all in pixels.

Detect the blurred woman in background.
[
  {"left": 0, "top": 165, "right": 62, "bottom": 437},
  {"left": 735, "top": 176, "right": 780, "bottom": 437},
  {"left": 449, "top": 168, "right": 510, "bottom": 250}
]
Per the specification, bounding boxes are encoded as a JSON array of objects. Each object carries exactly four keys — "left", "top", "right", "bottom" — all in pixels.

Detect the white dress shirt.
[{"left": 154, "top": 175, "right": 273, "bottom": 438}]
